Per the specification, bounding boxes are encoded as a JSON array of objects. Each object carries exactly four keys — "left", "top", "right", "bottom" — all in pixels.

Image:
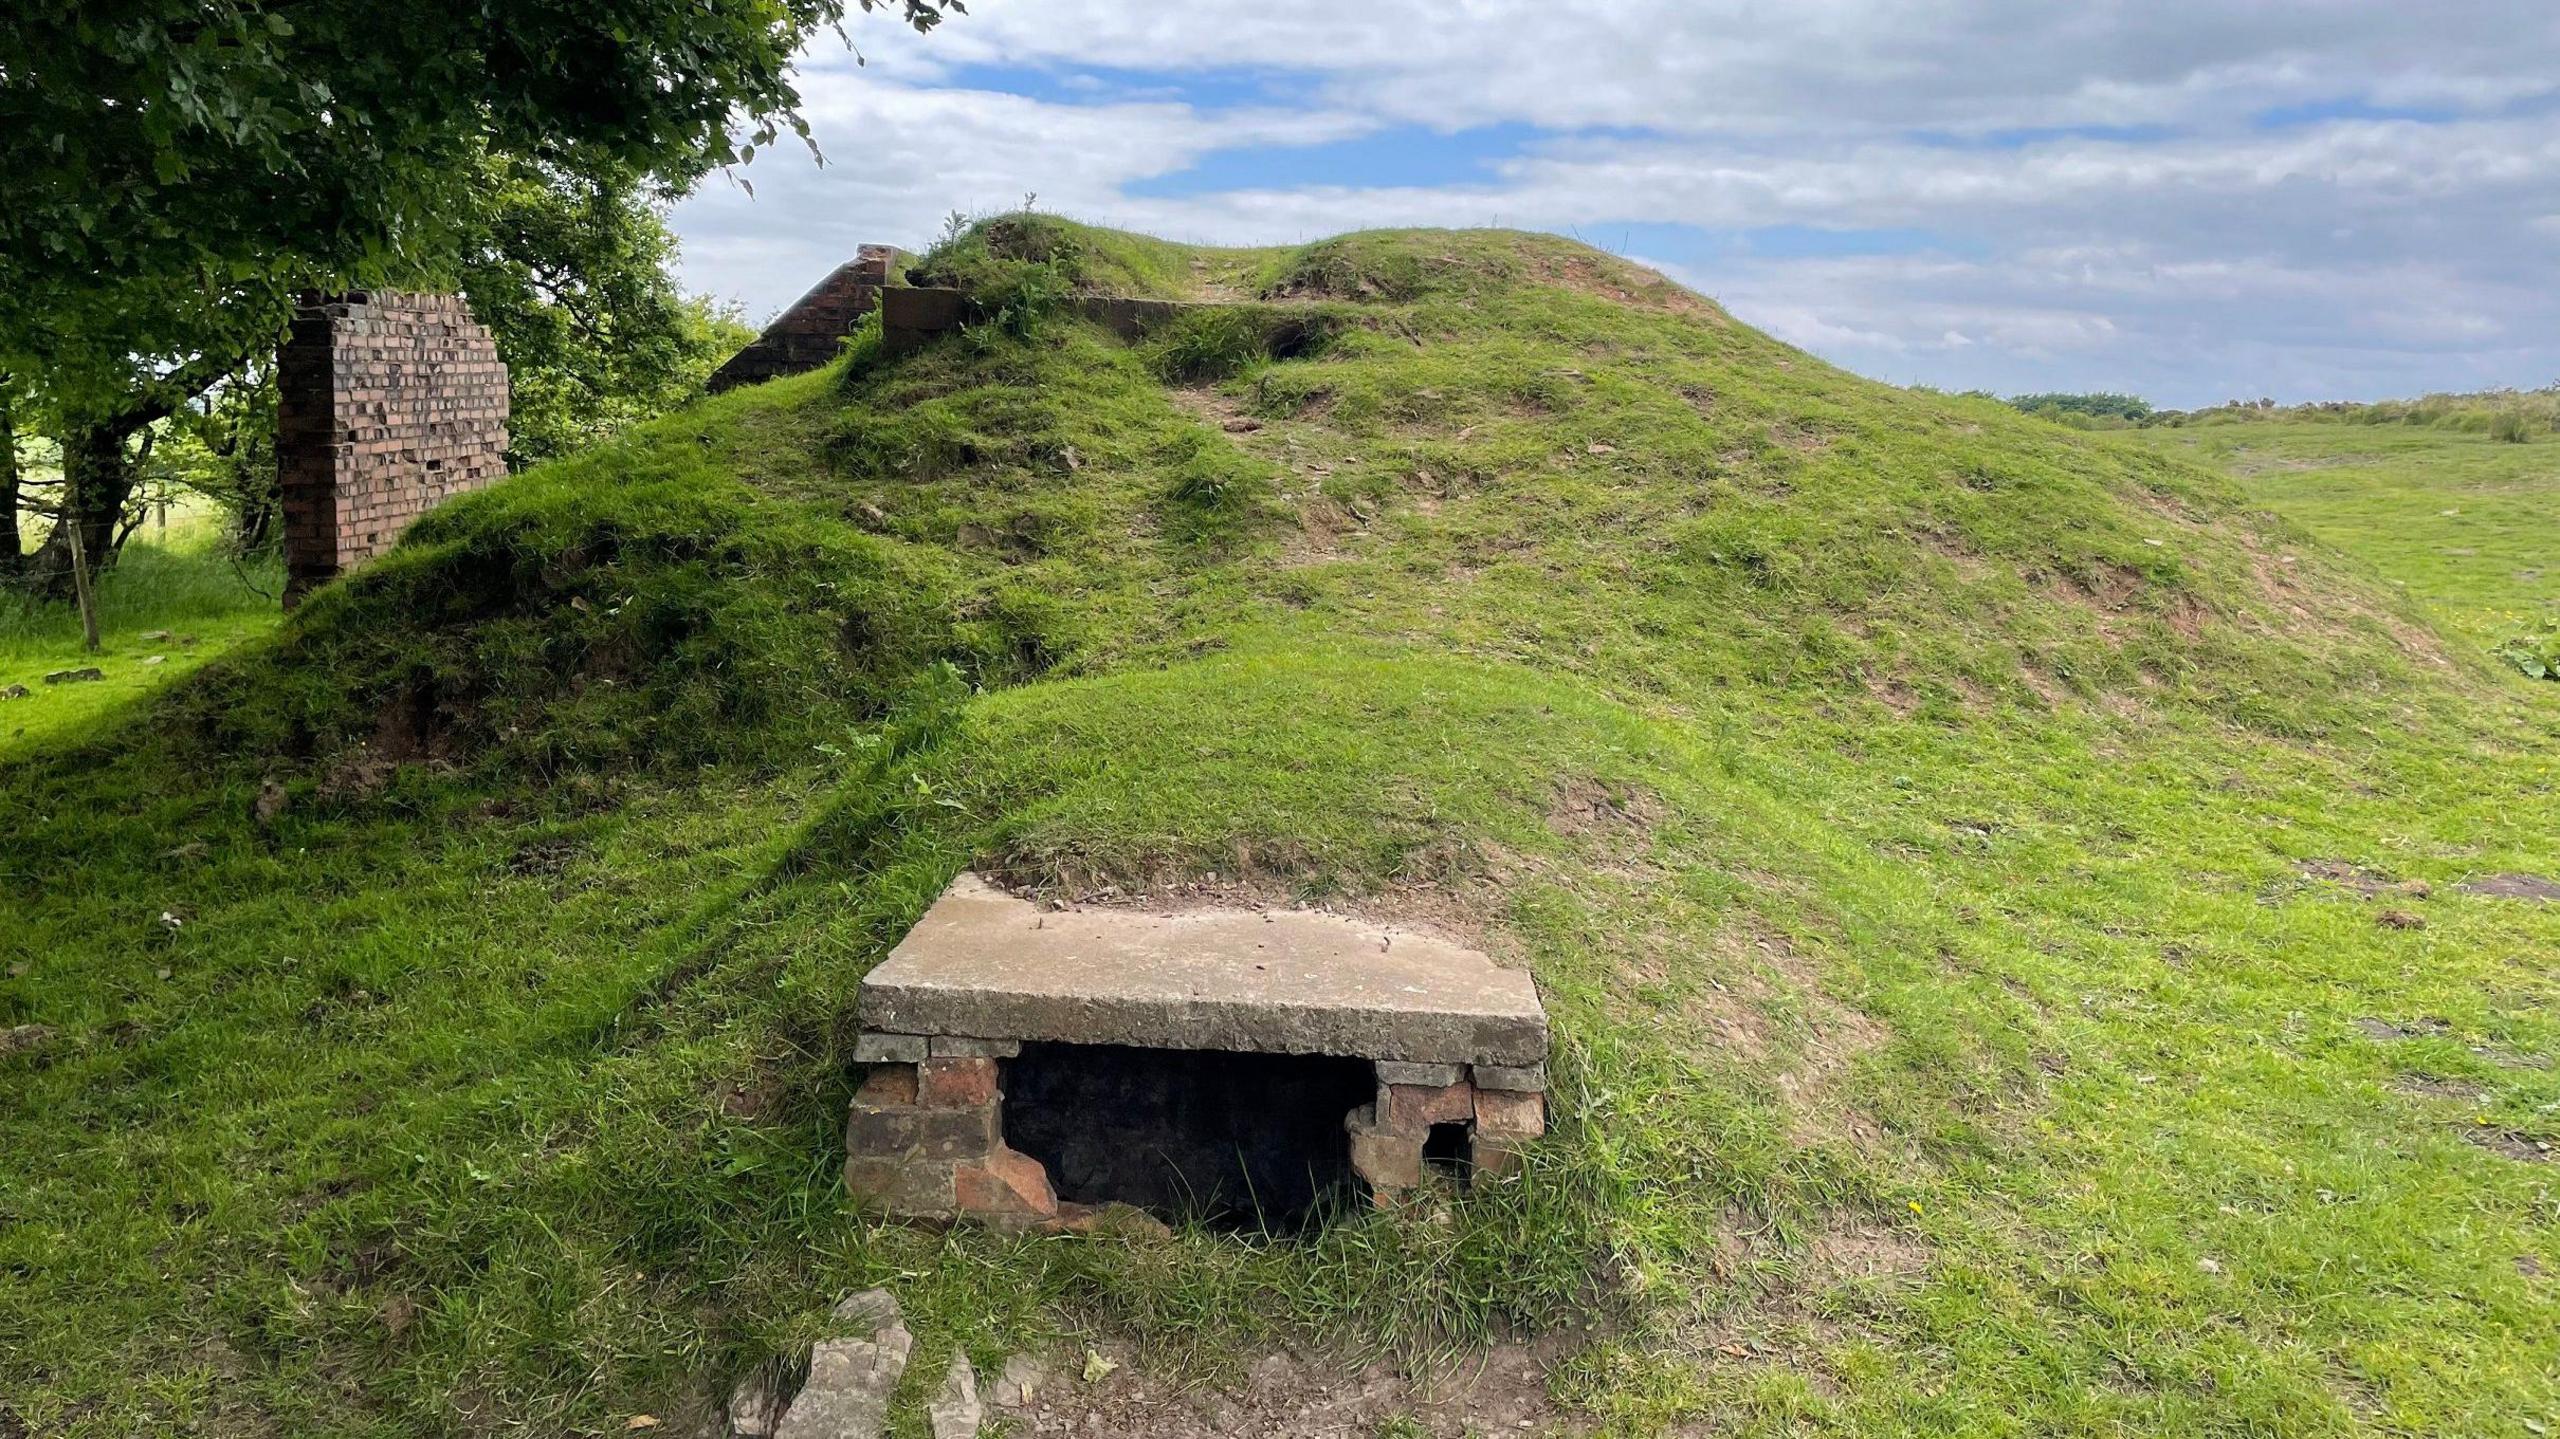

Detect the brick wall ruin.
[
  {"left": 706, "top": 245, "right": 900, "bottom": 393},
  {"left": 277, "top": 291, "right": 509, "bottom": 604},
  {"left": 706, "top": 245, "right": 1211, "bottom": 394}
]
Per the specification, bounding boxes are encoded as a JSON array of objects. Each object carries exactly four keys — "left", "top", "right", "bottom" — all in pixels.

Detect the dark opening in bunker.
[
  {"left": 1423, "top": 1121, "right": 1473, "bottom": 1184},
  {"left": 1002, "top": 1042, "right": 1376, "bottom": 1229}
]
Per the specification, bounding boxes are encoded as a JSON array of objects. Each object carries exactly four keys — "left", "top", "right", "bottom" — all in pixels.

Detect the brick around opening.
[{"left": 843, "top": 873, "right": 1550, "bottom": 1224}]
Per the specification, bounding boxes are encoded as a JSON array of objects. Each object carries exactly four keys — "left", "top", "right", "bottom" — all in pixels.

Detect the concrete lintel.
[{"left": 857, "top": 874, "right": 1547, "bottom": 1067}]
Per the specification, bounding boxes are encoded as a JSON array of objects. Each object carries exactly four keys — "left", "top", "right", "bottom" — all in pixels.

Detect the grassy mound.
[{"left": 4, "top": 218, "right": 2554, "bottom": 1437}]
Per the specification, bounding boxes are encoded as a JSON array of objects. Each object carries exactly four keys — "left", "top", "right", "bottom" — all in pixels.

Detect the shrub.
[
  {"left": 2491, "top": 411, "right": 2532, "bottom": 443},
  {"left": 2493, "top": 615, "right": 2560, "bottom": 681}
]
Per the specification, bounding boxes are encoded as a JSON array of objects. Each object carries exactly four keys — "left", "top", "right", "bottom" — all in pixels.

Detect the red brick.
[
  {"left": 1474, "top": 1088, "right": 1545, "bottom": 1138},
  {"left": 855, "top": 1064, "right": 918, "bottom": 1108},
  {"left": 1384, "top": 1081, "right": 1475, "bottom": 1130},
  {"left": 279, "top": 290, "right": 507, "bottom": 606},
  {"left": 917, "top": 1057, "right": 998, "bottom": 1108},
  {"left": 954, "top": 1145, "right": 1057, "bottom": 1219}
]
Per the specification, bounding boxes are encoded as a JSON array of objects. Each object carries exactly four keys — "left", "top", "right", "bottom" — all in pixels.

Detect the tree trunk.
[
  {"left": 26, "top": 422, "right": 139, "bottom": 600},
  {"left": 0, "top": 383, "right": 21, "bottom": 586}
]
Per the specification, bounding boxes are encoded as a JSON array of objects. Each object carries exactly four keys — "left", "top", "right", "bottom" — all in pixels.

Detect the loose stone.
[
  {"left": 772, "top": 1289, "right": 912, "bottom": 1439},
  {"left": 928, "top": 1350, "right": 983, "bottom": 1439}
]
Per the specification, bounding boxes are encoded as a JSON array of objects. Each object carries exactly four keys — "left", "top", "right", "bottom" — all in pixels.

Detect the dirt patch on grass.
[
  {"left": 2462, "top": 1127, "right": 2556, "bottom": 1163},
  {"left": 1546, "top": 777, "right": 1663, "bottom": 838},
  {"left": 1004, "top": 1337, "right": 1582, "bottom": 1438},
  {"left": 2045, "top": 563, "right": 2207, "bottom": 642},
  {"left": 2392, "top": 1074, "right": 2490, "bottom": 1103},
  {"left": 2355, "top": 1016, "right": 2451, "bottom": 1041},
  {"left": 1284, "top": 493, "right": 1359, "bottom": 567},
  {"left": 1672, "top": 926, "right": 1894, "bottom": 1152},
  {"left": 1805, "top": 1217, "right": 1932, "bottom": 1287},
  {"left": 2456, "top": 872, "right": 2560, "bottom": 902},
  {"left": 2299, "top": 858, "right": 2392, "bottom": 895},
  {"left": 1539, "top": 251, "right": 1719, "bottom": 320}
]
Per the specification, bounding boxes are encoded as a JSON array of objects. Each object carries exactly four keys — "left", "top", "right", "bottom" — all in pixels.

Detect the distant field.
[
  {"left": 2135, "top": 419, "right": 2559, "bottom": 659},
  {"left": 0, "top": 519, "right": 284, "bottom": 755}
]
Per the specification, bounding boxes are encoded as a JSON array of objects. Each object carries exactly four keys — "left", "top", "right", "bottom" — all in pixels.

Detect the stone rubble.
[
  {"left": 767, "top": 1289, "right": 914, "bottom": 1439},
  {"left": 992, "top": 1354, "right": 1046, "bottom": 1408},
  {"left": 928, "top": 1349, "right": 983, "bottom": 1439}
]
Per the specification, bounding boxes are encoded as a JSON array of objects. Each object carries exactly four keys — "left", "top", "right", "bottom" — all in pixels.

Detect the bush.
[{"left": 2491, "top": 411, "right": 2532, "bottom": 443}]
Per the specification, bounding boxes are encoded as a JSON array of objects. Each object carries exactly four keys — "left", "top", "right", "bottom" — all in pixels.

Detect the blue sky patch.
[
  {"left": 939, "top": 61, "right": 1319, "bottom": 112},
  {"left": 1127, "top": 123, "right": 1546, "bottom": 197},
  {"left": 2250, "top": 97, "right": 2460, "bottom": 129}
]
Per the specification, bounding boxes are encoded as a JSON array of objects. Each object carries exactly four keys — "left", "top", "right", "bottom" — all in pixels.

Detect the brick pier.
[{"left": 276, "top": 291, "right": 509, "bottom": 604}]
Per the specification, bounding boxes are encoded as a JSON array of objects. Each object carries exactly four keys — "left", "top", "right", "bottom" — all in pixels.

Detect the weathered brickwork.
[
  {"left": 708, "top": 245, "right": 1216, "bottom": 393},
  {"left": 705, "top": 245, "right": 900, "bottom": 393},
  {"left": 277, "top": 291, "right": 508, "bottom": 604},
  {"left": 845, "top": 1035, "right": 1547, "bottom": 1222},
  {"left": 844, "top": 1052, "right": 1058, "bottom": 1224}
]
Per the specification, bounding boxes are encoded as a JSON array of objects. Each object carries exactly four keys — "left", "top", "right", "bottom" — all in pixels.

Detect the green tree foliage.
[
  {"left": 455, "top": 158, "right": 758, "bottom": 466},
  {"left": 123, "top": 160, "right": 759, "bottom": 550},
  {"left": 2005, "top": 391, "right": 2157, "bottom": 424},
  {"left": 0, "top": 0, "right": 954, "bottom": 588}
]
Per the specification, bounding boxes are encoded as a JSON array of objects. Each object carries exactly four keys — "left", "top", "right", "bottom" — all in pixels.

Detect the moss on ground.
[{"left": 3, "top": 221, "right": 2554, "bottom": 1437}]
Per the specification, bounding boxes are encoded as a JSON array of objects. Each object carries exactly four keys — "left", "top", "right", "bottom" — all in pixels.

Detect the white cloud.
[{"left": 671, "top": 3, "right": 2560, "bottom": 405}]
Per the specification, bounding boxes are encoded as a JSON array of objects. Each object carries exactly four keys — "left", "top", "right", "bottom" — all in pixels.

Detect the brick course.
[
  {"left": 277, "top": 291, "right": 508, "bottom": 604},
  {"left": 706, "top": 245, "right": 900, "bottom": 393}
]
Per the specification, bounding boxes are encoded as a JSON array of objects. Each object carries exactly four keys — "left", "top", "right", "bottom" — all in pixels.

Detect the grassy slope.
[
  {"left": 4, "top": 220, "right": 2556, "bottom": 1438},
  {"left": 2136, "top": 417, "right": 2559, "bottom": 657}
]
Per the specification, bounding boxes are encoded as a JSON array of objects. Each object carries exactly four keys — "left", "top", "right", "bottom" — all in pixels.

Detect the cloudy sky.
[{"left": 669, "top": 2, "right": 2560, "bottom": 408}]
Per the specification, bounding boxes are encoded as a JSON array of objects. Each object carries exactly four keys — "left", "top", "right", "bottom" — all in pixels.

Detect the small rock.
[
  {"left": 2375, "top": 909, "right": 2426, "bottom": 931},
  {"left": 0, "top": 684, "right": 29, "bottom": 701},
  {"left": 993, "top": 1354, "right": 1045, "bottom": 1408},
  {"left": 141, "top": 629, "right": 172, "bottom": 643},
  {"left": 928, "top": 1350, "right": 982, "bottom": 1439},
  {"left": 2196, "top": 1257, "right": 2223, "bottom": 1275},
  {"left": 831, "top": 1288, "right": 902, "bottom": 1329},
  {"left": 774, "top": 1289, "right": 912, "bottom": 1439},
  {"left": 43, "top": 667, "right": 104, "bottom": 685},
  {"left": 142, "top": 654, "right": 166, "bottom": 666}
]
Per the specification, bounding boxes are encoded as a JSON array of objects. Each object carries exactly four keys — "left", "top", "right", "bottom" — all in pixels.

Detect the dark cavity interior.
[
  {"left": 1423, "top": 1120, "right": 1473, "bottom": 1183},
  {"left": 1002, "top": 1042, "right": 1376, "bottom": 1229}
]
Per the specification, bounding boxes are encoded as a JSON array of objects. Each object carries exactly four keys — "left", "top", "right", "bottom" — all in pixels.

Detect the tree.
[
  {"left": 455, "top": 157, "right": 757, "bottom": 466},
  {"left": 156, "top": 158, "right": 759, "bottom": 551},
  {"left": 0, "top": 0, "right": 956, "bottom": 591},
  {"left": 0, "top": 375, "right": 22, "bottom": 586}
]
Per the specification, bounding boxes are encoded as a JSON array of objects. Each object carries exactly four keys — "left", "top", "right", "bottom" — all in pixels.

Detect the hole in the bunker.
[
  {"left": 1423, "top": 1121, "right": 1472, "bottom": 1184},
  {"left": 1001, "top": 1042, "right": 1376, "bottom": 1230}
]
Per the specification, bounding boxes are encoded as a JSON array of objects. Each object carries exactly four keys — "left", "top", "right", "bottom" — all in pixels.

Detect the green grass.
[
  {"left": 4, "top": 223, "right": 2555, "bottom": 1438},
  {"left": 2135, "top": 417, "right": 2559, "bottom": 659},
  {"left": 0, "top": 518, "right": 284, "bottom": 755}
]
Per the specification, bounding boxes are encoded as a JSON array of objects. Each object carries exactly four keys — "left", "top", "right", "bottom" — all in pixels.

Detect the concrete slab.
[{"left": 857, "top": 874, "right": 1546, "bottom": 1066}]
